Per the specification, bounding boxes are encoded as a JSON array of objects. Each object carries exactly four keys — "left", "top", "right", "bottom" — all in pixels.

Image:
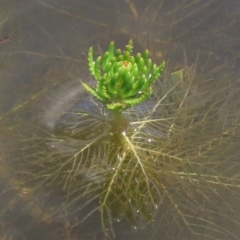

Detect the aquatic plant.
[
  {"left": 81, "top": 40, "right": 165, "bottom": 135},
  {"left": 61, "top": 47, "right": 240, "bottom": 238}
]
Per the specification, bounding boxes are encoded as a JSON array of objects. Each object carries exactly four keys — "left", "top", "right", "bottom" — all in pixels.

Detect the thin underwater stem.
[
  {"left": 110, "top": 110, "right": 129, "bottom": 134},
  {"left": 108, "top": 110, "right": 130, "bottom": 151}
]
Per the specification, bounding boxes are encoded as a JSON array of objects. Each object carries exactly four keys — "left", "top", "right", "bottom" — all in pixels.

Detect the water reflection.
[{"left": 0, "top": 0, "right": 240, "bottom": 239}]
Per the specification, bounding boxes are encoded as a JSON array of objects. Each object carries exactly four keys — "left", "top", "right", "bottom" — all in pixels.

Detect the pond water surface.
[{"left": 1, "top": 0, "right": 240, "bottom": 239}]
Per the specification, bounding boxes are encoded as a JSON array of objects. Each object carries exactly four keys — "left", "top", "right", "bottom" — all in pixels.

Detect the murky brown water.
[{"left": 0, "top": 0, "right": 240, "bottom": 239}]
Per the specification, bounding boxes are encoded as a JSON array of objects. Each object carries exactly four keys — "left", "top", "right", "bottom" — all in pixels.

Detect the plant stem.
[
  {"left": 111, "top": 111, "right": 128, "bottom": 150},
  {"left": 114, "top": 110, "right": 123, "bottom": 127},
  {"left": 110, "top": 110, "right": 128, "bottom": 134},
  {"left": 108, "top": 110, "right": 130, "bottom": 150}
]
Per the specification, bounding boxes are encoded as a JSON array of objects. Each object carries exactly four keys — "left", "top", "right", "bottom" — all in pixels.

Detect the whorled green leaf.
[
  {"left": 135, "top": 54, "right": 144, "bottom": 72},
  {"left": 124, "top": 88, "right": 152, "bottom": 107},
  {"left": 146, "top": 59, "right": 152, "bottom": 73},
  {"left": 102, "top": 51, "right": 110, "bottom": 72},
  {"left": 107, "top": 73, "right": 119, "bottom": 95},
  {"left": 142, "top": 49, "right": 149, "bottom": 60},
  {"left": 120, "top": 75, "right": 135, "bottom": 95},
  {"left": 143, "top": 61, "right": 165, "bottom": 89},
  {"left": 132, "top": 64, "right": 139, "bottom": 76},
  {"left": 123, "top": 51, "right": 130, "bottom": 61},
  {"left": 142, "top": 66, "right": 148, "bottom": 75},
  {"left": 97, "top": 81, "right": 111, "bottom": 100},
  {"left": 88, "top": 47, "right": 97, "bottom": 79},
  {"left": 94, "top": 56, "right": 102, "bottom": 80},
  {"left": 124, "top": 74, "right": 145, "bottom": 98},
  {"left": 81, "top": 81, "right": 106, "bottom": 103},
  {"left": 108, "top": 41, "right": 115, "bottom": 60},
  {"left": 114, "top": 49, "right": 122, "bottom": 60},
  {"left": 125, "top": 39, "right": 133, "bottom": 53}
]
